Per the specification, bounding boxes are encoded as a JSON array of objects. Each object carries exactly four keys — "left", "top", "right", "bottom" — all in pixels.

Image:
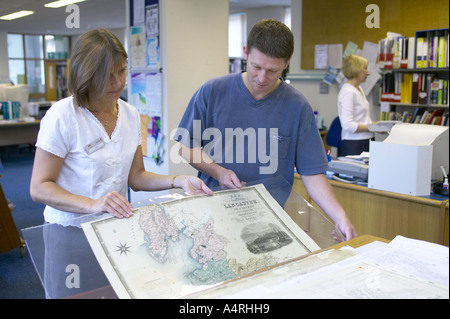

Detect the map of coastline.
[
  {"left": 82, "top": 184, "right": 320, "bottom": 298},
  {"left": 138, "top": 204, "right": 235, "bottom": 285}
]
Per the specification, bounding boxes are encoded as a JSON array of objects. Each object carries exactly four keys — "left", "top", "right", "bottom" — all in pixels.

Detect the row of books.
[
  {"left": 378, "top": 29, "right": 449, "bottom": 69},
  {"left": 381, "top": 72, "right": 448, "bottom": 105},
  {"left": 379, "top": 36, "right": 414, "bottom": 69},
  {"left": 379, "top": 108, "right": 449, "bottom": 126},
  {"left": 416, "top": 29, "right": 449, "bottom": 69}
]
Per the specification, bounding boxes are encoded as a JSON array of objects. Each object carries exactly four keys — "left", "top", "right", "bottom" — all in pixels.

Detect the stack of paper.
[{"left": 197, "top": 236, "right": 449, "bottom": 299}]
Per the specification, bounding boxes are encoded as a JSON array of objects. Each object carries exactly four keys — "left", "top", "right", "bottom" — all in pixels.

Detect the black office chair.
[{"left": 325, "top": 116, "right": 342, "bottom": 158}]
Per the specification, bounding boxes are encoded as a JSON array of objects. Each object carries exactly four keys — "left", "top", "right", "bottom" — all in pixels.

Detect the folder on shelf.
[
  {"left": 407, "top": 37, "right": 416, "bottom": 69},
  {"left": 400, "top": 73, "right": 413, "bottom": 104},
  {"left": 416, "top": 37, "right": 424, "bottom": 68},
  {"left": 411, "top": 73, "right": 419, "bottom": 104},
  {"left": 438, "top": 33, "right": 446, "bottom": 68}
]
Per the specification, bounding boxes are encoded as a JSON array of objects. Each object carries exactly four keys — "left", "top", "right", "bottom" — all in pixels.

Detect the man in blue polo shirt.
[{"left": 174, "top": 19, "right": 357, "bottom": 242}]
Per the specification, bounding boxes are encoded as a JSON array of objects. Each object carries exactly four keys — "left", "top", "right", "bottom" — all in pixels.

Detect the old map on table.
[{"left": 82, "top": 184, "right": 320, "bottom": 299}]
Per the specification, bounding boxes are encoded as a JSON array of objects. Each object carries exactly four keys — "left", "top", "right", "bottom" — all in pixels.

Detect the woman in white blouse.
[
  {"left": 30, "top": 29, "right": 212, "bottom": 226},
  {"left": 337, "top": 54, "right": 375, "bottom": 156}
]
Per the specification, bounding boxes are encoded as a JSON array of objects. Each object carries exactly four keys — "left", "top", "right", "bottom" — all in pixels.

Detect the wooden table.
[
  {"left": 294, "top": 174, "right": 449, "bottom": 246},
  {"left": 326, "top": 234, "right": 389, "bottom": 250},
  {"left": 0, "top": 120, "right": 40, "bottom": 147}
]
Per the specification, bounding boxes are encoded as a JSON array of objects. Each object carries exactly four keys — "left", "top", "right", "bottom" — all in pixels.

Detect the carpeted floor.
[{"left": 0, "top": 146, "right": 46, "bottom": 299}]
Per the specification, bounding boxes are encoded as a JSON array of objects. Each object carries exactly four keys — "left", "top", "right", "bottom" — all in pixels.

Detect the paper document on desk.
[
  {"left": 82, "top": 184, "right": 320, "bottom": 299},
  {"left": 366, "top": 236, "right": 449, "bottom": 287},
  {"left": 368, "top": 121, "right": 401, "bottom": 132},
  {"left": 338, "top": 151, "right": 369, "bottom": 164},
  {"left": 216, "top": 236, "right": 448, "bottom": 299},
  {"left": 266, "top": 236, "right": 449, "bottom": 299}
]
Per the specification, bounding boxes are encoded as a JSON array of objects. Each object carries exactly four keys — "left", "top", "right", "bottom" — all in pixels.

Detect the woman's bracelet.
[{"left": 171, "top": 175, "right": 179, "bottom": 188}]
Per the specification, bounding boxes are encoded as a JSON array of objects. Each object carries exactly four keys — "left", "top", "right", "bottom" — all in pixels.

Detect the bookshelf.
[
  {"left": 45, "top": 59, "right": 69, "bottom": 101},
  {"left": 379, "top": 28, "right": 449, "bottom": 126}
]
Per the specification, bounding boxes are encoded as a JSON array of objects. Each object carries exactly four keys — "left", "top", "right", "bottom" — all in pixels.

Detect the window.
[
  {"left": 284, "top": 7, "right": 291, "bottom": 29},
  {"left": 45, "top": 35, "right": 70, "bottom": 59},
  {"left": 228, "top": 8, "right": 291, "bottom": 59},
  {"left": 7, "top": 34, "right": 25, "bottom": 86},
  {"left": 228, "top": 13, "right": 246, "bottom": 58},
  {"left": 7, "top": 33, "right": 70, "bottom": 101},
  {"left": 25, "top": 35, "right": 45, "bottom": 95}
]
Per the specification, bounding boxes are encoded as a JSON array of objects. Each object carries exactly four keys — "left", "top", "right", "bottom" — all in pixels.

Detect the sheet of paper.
[
  {"left": 323, "top": 66, "right": 338, "bottom": 85},
  {"left": 200, "top": 236, "right": 449, "bottom": 299},
  {"left": 145, "top": 4, "right": 159, "bottom": 37},
  {"left": 130, "top": 26, "right": 146, "bottom": 68},
  {"left": 82, "top": 184, "right": 320, "bottom": 299},
  {"left": 327, "top": 44, "right": 343, "bottom": 69},
  {"left": 343, "top": 41, "right": 358, "bottom": 58},
  {"left": 132, "top": 0, "right": 145, "bottom": 25},
  {"left": 367, "top": 236, "right": 449, "bottom": 287},
  {"left": 146, "top": 37, "right": 159, "bottom": 69},
  {"left": 130, "top": 72, "right": 161, "bottom": 115},
  {"left": 361, "top": 41, "right": 379, "bottom": 65},
  {"left": 271, "top": 260, "right": 448, "bottom": 299},
  {"left": 314, "top": 44, "right": 328, "bottom": 69},
  {"left": 360, "top": 62, "right": 381, "bottom": 95}
]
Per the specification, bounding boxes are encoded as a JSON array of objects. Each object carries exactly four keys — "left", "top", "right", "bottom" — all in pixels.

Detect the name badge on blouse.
[{"left": 85, "top": 137, "right": 105, "bottom": 155}]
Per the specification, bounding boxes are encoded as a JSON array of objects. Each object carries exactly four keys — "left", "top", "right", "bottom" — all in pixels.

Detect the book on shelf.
[
  {"left": 418, "top": 73, "right": 427, "bottom": 104},
  {"left": 378, "top": 29, "right": 449, "bottom": 70},
  {"left": 415, "top": 29, "right": 449, "bottom": 69},
  {"left": 400, "top": 73, "right": 413, "bottom": 103},
  {"left": 380, "top": 72, "right": 395, "bottom": 101},
  {"left": 427, "top": 109, "right": 444, "bottom": 124},
  {"left": 379, "top": 107, "right": 449, "bottom": 126},
  {"left": 381, "top": 71, "right": 448, "bottom": 106},
  {"left": 443, "top": 80, "right": 448, "bottom": 105},
  {"left": 416, "top": 37, "right": 426, "bottom": 68},
  {"left": 411, "top": 73, "right": 419, "bottom": 104}
]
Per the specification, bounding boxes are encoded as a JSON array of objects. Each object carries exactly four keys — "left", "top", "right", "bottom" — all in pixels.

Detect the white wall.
[
  {"left": 246, "top": 6, "right": 285, "bottom": 33},
  {"left": 161, "top": 0, "right": 229, "bottom": 176}
]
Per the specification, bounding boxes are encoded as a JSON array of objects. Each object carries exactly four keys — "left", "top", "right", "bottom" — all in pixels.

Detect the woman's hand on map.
[
  {"left": 93, "top": 191, "right": 134, "bottom": 219},
  {"left": 173, "top": 175, "right": 214, "bottom": 195}
]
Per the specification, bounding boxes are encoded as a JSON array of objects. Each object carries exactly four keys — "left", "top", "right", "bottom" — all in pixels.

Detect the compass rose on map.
[{"left": 116, "top": 242, "right": 131, "bottom": 256}]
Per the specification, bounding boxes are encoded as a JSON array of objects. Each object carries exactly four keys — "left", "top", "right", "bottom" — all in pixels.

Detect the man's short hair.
[{"left": 247, "top": 19, "right": 294, "bottom": 62}]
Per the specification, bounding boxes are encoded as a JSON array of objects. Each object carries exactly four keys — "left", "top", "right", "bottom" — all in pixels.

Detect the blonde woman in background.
[{"left": 337, "top": 54, "right": 375, "bottom": 157}]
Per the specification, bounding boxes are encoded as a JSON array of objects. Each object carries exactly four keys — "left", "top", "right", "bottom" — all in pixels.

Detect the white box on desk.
[{"left": 368, "top": 141, "right": 433, "bottom": 196}]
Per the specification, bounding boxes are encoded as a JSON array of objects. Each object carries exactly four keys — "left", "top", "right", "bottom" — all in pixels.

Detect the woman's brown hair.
[{"left": 68, "top": 28, "right": 127, "bottom": 108}]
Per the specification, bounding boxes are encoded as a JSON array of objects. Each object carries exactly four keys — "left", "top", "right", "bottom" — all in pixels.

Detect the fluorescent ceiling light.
[
  {"left": 45, "top": 0, "right": 87, "bottom": 8},
  {"left": 0, "top": 10, "right": 34, "bottom": 20}
]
